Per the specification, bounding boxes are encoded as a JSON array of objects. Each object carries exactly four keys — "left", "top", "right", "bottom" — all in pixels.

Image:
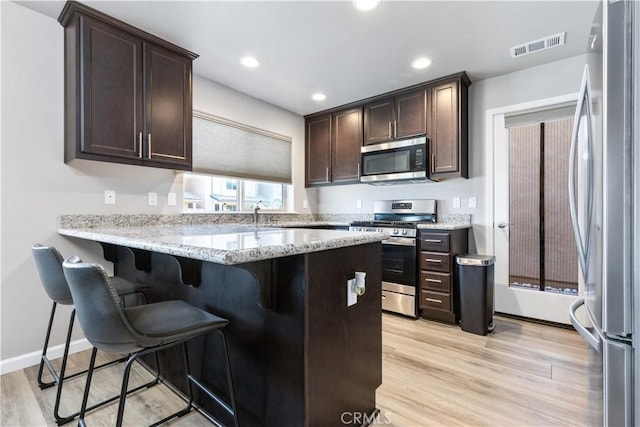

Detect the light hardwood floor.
[{"left": 1, "top": 314, "right": 599, "bottom": 426}]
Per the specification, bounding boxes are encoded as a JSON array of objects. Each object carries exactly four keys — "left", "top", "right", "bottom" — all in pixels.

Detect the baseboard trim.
[
  {"left": 495, "top": 312, "right": 574, "bottom": 330},
  {"left": 0, "top": 338, "right": 92, "bottom": 375}
]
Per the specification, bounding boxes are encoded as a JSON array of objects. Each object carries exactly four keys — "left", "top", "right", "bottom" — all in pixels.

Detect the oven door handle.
[{"left": 382, "top": 237, "right": 416, "bottom": 247}]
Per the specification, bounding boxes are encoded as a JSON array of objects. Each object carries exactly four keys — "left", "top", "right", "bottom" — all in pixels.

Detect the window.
[{"left": 183, "top": 173, "right": 287, "bottom": 212}]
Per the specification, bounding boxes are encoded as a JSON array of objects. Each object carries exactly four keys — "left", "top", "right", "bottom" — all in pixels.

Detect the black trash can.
[{"left": 457, "top": 254, "right": 496, "bottom": 335}]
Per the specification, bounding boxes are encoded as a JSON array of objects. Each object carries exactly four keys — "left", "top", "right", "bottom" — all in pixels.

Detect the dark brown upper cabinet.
[
  {"left": 363, "top": 89, "right": 427, "bottom": 145},
  {"left": 305, "top": 107, "right": 363, "bottom": 187},
  {"left": 305, "top": 115, "right": 332, "bottom": 186},
  {"left": 59, "top": 1, "right": 197, "bottom": 171},
  {"left": 331, "top": 108, "right": 362, "bottom": 183},
  {"left": 429, "top": 74, "right": 470, "bottom": 179}
]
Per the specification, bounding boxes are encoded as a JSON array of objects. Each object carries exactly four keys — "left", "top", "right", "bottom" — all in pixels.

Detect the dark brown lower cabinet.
[{"left": 418, "top": 228, "right": 469, "bottom": 324}]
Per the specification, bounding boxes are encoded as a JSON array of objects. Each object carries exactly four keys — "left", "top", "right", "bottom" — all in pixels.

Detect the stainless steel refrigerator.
[{"left": 569, "top": 1, "right": 638, "bottom": 426}]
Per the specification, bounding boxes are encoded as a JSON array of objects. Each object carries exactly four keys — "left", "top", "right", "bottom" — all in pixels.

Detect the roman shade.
[{"left": 192, "top": 111, "right": 292, "bottom": 184}]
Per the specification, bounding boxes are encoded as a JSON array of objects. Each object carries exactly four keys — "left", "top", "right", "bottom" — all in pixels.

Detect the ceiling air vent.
[{"left": 510, "top": 32, "right": 566, "bottom": 58}]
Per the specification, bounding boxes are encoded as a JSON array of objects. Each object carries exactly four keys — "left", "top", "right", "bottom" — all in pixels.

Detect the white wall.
[
  {"left": 315, "top": 54, "right": 589, "bottom": 256},
  {"left": 0, "top": 2, "right": 304, "bottom": 367}
]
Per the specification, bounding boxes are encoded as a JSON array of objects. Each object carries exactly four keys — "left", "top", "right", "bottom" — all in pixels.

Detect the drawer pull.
[
  {"left": 425, "top": 259, "right": 443, "bottom": 263},
  {"left": 425, "top": 297, "right": 442, "bottom": 303},
  {"left": 424, "top": 239, "right": 442, "bottom": 243},
  {"left": 425, "top": 278, "right": 442, "bottom": 283}
]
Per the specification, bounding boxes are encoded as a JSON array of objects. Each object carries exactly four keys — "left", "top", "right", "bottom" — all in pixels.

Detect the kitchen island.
[{"left": 58, "top": 221, "right": 385, "bottom": 427}]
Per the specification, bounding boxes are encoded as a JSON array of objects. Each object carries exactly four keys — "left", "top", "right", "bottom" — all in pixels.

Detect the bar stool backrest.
[
  {"left": 32, "top": 244, "right": 74, "bottom": 305},
  {"left": 62, "top": 256, "right": 145, "bottom": 353}
]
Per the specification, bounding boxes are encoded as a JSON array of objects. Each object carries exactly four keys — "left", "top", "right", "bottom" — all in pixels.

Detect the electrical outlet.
[
  {"left": 468, "top": 197, "right": 477, "bottom": 208},
  {"left": 303, "top": 199, "right": 309, "bottom": 209},
  {"left": 148, "top": 192, "right": 158, "bottom": 206},
  {"left": 453, "top": 197, "right": 461, "bottom": 208},
  {"left": 167, "top": 193, "right": 177, "bottom": 206},
  {"left": 104, "top": 190, "right": 116, "bottom": 205},
  {"left": 347, "top": 278, "right": 357, "bottom": 307}
]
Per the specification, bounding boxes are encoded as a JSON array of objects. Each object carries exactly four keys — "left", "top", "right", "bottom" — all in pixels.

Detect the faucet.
[{"left": 253, "top": 200, "right": 262, "bottom": 224}]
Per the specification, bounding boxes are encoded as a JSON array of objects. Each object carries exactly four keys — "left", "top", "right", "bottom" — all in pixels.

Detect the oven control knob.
[
  {"left": 402, "top": 229, "right": 408, "bottom": 235},
  {"left": 393, "top": 228, "right": 399, "bottom": 235},
  {"left": 376, "top": 228, "right": 383, "bottom": 233}
]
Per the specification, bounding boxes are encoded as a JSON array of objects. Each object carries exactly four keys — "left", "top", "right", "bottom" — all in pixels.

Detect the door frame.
[{"left": 485, "top": 92, "right": 582, "bottom": 324}]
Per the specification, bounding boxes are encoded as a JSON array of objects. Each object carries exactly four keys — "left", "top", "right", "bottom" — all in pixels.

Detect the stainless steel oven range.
[{"left": 349, "top": 199, "right": 436, "bottom": 317}]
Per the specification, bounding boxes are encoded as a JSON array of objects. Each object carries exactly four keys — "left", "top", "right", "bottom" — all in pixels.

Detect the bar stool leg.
[
  {"left": 77, "top": 347, "right": 98, "bottom": 427},
  {"left": 37, "top": 302, "right": 58, "bottom": 389},
  {"left": 115, "top": 354, "right": 138, "bottom": 427},
  {"left": 218, "top": 330, "right": 240, "bottom": 427},
  {"left": 52, "top": 309, "right": 77, "bottom": 425}
]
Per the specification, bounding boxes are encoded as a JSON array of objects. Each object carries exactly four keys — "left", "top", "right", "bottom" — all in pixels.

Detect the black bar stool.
[
  {"left": 62, "top": 256, "right": 239, "bottom": 427},
  {"left": 32, "top": 244, "right": 151, "bottom": 425}
]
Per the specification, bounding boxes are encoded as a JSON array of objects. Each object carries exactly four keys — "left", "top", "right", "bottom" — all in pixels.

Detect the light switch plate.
[
  {"left": 453, "top": 197, "right": 461, "bottom": 208},
  {"left": 468, "top": 197, "right": 477, "bottom": 208},
  {"left": 303, "top": 199, "right": 309, "bottom": 209},
  {"left": 148, "top": 192, "right": 158, "bottom": 206},
  {"left": 167, "top": 193, "right": 177, "bottom": 206},
  {"left": 357, "top": 199, "right": 363, "bottom": 209},
  {"left": 104, "top": 190, "right": 116, "bottom": 205}
]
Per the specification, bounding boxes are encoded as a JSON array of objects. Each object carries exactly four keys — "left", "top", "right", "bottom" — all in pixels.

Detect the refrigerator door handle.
[
  {"left": 569, "top": 298, "right": 602, "bottom": 352},
  {"left": 568, "top": 65, "right": 594, "bottom": 279}
]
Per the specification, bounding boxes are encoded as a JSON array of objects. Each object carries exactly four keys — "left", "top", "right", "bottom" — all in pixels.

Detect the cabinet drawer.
[
  {"left": 420, "top": 252, "right": 450, "bottom": 272},
  {"left": 420, "top": 271, "right": 451, "bottom": 292},
  {"left": 420, "top": 290, "right": 451, "bottom": 312},
  {"left": 420, "top": 232, "right": 450, "bottom": 252}
]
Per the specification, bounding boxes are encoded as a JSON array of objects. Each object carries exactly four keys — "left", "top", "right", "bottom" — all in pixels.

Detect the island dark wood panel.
[{"left": 105, "top": 242, "right": 382, "bottom": 427}]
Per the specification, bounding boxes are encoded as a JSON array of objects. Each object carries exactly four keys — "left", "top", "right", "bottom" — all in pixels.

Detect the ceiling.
[{"left": 17, "top": 0, "right": 599, "bottom": 116}]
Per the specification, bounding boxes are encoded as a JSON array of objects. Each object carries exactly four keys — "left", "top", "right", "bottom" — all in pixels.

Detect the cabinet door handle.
[
  {"left": 148, "top": 134, "right": 152, "bottom": 159},
  {"left": 431, "top": 153, "right": 436, "bottom": 173},
  {"left": 425, "top": 278, "right": 442, "bottom": 283},
  {"left": 357, "top": 162, "right": 360, "bottom": 179},
  {"left": 425, "top": 258, "right": 443, "bottom": 263},
  {"left": 424, "top": 239, "right": 442, "bottom": 243},
  {"left": 425, "top": 297, "right": 442, "bottom": 303},
  {"left": 138, "top": 132, "right": 143, "bottom": 158},
  {"left": 394, "top": 120, "right": 397, "bottom": 138},
  {"left": 325, "top": 167, "right": 329, "bottom": 182},
  {"left": 388, "top": 122, "right": 392, "bottom": 139}
]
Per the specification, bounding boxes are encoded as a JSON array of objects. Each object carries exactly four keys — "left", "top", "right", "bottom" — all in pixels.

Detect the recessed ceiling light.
[
  {"left": 312, "top": 93, "right": 326, "bottom": 101},
  {"left": 411, "top": 57, "right": 432, "bottom": 70},
  {"left": 240, "top": 56, "right": 260, "bottom": 68},
  {"left": 353, "top": 0, "right": 380, "bottom": 12}
]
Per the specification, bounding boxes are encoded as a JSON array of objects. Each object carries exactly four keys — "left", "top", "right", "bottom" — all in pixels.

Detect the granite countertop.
[
  {"left": 417, "top": 222, "right": 472, "bottom": 230},
  {"left": 58, "top": 223, "right": 386, "bottom": 265}
]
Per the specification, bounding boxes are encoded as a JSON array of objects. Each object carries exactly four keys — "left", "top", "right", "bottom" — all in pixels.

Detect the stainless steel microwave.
[{"left": 360, "top": 137, "right": 429, "bottom": 184}]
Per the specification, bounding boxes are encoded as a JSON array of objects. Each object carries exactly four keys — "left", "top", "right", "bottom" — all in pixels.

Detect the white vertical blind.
[
  {"left": 191, "top": 111, "right": 292, "bottom": 184},
  {"left": 509, "top": 123, "right": 541, "bottom": 285}
]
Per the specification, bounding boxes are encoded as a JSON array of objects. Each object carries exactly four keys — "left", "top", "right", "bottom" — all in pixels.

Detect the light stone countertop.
[
  {"left": 58, "top": 223, "right": 386, "bottom": 265},
  {"left": 417, "top": 223, "right": 472, "bottom": 230}
]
